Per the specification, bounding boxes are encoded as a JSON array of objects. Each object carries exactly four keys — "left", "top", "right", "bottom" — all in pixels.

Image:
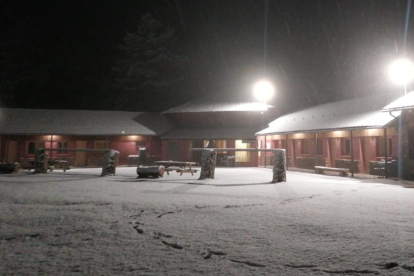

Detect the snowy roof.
[
  {"left": 382, "top": 91, "right": 414, "bottom": 112},
  {"left": 0, "top": 108, "right": 172, "bottom": 136},
  {"left": 162, "top": 127, "right": 259, "bottom": 140},
  {"left": 163, "top": 93, "right": 271, "bottom": 114},
  {"left": 256, "top": 94, "right": 399, "bottom": 135}
]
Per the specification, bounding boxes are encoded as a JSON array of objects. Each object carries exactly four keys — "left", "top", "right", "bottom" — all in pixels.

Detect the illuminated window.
[
  {"left": 235, "top": 140, "right": 250, "bottom": 162},
  {"left": 216, "top": 140, "right": 227, "bottom": 148}
]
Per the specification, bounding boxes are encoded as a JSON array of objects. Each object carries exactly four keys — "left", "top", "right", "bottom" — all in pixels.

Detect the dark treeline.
[{"left": 0, "top": 0, "right": 412, "bottom": 112}]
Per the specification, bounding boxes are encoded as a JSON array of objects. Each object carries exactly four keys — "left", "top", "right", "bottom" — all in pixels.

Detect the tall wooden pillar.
[
  {"left": 350, "top": 130, "right": 354, "bottom": 178},
  {"left": 264, "top": 135, "right": 267, "bottom": 168},
  {"left": 286, "top": 134, "right": 289, "bottom": 169},
  {"left": 50, "top": 135, "right": 54, "bottom": 160},
  {"left": 314, "top": 133, "right": 318, "bottom": 166},
  {"left": 384, "top": 128, "right": 388, "bottom": 179}
]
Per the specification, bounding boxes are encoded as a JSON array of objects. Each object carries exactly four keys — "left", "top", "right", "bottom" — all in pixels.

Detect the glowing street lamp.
[
  {"left": 388, "top": 58, "right": 414, "bottom": 87},
  {"left": 253, "top": 80, "right": 275, "bottom": 103},
  {"left": 387, "top": 58, "right": 414, "bottom": 181}
]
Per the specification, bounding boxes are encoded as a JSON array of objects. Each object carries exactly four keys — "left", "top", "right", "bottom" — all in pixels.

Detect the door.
[
  {"left": 75, "top": 141, "right": 87, "bottom": 167},
  {"left": 167, "top": 141, "right": 181, "bottom": 161},
  {"left": 7, "top": 141, "right": 18, "bottom": 162}
]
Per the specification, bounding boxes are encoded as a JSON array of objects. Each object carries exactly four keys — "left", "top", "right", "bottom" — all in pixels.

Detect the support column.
[
  {"left": 264, "top": 135, "right": 267, "bottom": 168},
  {"left": 149, "top": 136, "right": 152, "bottom": 156},
  {"left": 384, "top": 128, "right": 388, "bottom": 179},
  {"left": 314, "top": 133, "right": 318, "bottom": 166},
  {"left": 50, "top": 135, "right": 53, "bottom": 160},
  {"left": 286, "top": 134, "right": 289, "bottom": 169},
  {"left": 398, "top": 115, "right": 403, "bottom": 180},
  {"left": 6, "top": 135, "right": 10, "bottom": 162},
  {"left": 350, "top": 130, "right": 354, "bottom": 178}
]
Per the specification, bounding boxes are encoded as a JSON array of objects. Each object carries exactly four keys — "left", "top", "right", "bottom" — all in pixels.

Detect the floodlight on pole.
[
  {"left": 387, "top": 58, "right": 414, "bottom": 181},
  {"left": 253, "top": 80, "right": 275, "bottom": 103},
  {"left": 388, "top": 58, "right": 414, "bottom": 88}
]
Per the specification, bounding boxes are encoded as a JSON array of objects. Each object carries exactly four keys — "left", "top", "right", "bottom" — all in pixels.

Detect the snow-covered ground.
[{"left": 1, "top": 167, "right": 414, "bottom": 275}]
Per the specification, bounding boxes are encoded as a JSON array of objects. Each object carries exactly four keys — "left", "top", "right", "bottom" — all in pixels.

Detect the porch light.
[
  {"left": 388, "top": 58, "right": 414, "bottom": 85},
  {"left": 253, "top": 80, "right": 275, "bottom": 103}
]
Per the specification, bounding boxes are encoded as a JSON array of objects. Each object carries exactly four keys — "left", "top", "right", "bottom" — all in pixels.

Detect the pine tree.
[{"left": 114, "top": 14, "right": 188, "bottom": 111}]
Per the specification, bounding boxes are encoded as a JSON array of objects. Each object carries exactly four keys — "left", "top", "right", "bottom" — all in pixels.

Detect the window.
[
  {"left": 317, "top": 139, "right": 323, "bottom": 155},
  {"left": 235, "top": 140, "right": 250, "bottom": 162},
  {"left": 301, "top": 139, "right": 309, "bottom": 154},
  {"left": 342, "top": 138, "right": 351, "bottom": 155},
  {"left": 57, "top": 141, "right": 69, "bottom": 154},
  {"left": 217, "top": 140, "right": 227, "bottom": 148},
  {"left": 27, "top": 141, "right": 45, "bottom": 154},
  {"left": 95, "top": 141, "right": 106, "bottom": 149}
]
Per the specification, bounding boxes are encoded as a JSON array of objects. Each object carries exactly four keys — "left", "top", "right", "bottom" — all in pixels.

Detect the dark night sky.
[{"left": 0, "top": 0, "right": 413, "bottom": 112}]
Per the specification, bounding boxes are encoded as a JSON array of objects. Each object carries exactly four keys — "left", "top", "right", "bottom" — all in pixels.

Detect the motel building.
[
  {"left": 256, "top": 92, "right": 414, "bottom": 180},
  {"left": 1, "top": 91, "right": 414, "bottom": 179},
  {"left": 0, "top": 93, "right": 271, "bottom": 169},
  {"left": 0, "top": 109, "right": 171, "bottom": 168}
]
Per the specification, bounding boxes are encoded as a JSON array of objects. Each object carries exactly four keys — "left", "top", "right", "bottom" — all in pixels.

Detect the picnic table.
[{"left": 154, "top": 161, "right": 197, "bottom": 176}]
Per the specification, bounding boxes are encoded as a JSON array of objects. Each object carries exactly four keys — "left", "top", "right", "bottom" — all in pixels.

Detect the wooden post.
[
  {"left": 149, "top": 136, "right": 152, "bottom": 156},
  {"left": 272, "top": 149, "right": 286, "bottom": 183},
  {"left": 101, "top": 149, "right": 119, "bottom": 176},
  {"left": 384, "top": 128, "right": 388, "bottom": 179},
  {"left": 314, "top": 133, "right": 318, "bottom": 166},
  {"left": 199, "top": 149, "right": 216, "bottom": 180},
  {"left": 286, "top": 134, "right": 289, "bottom": 169},
  {"left": 6, "top": 135, "right": 10, "bottom": 162},
  {"left": 398, "top": 115, "right": 403, "bottom": 180},
  {"left": 34, "top": 148, "right": 48, "bottom": 174},
  {"left": 264, "top": 135, "right": 267, "bottom": 168},
  {"left": 350, "top": 130, "right": 354, "bottom": 178},
  {"left": 50, "top": 135, "right": 53, "bottom": 160}
]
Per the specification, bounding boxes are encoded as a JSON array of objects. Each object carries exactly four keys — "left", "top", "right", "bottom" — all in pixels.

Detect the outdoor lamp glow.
[
  {"left": 388, "top": 58, "right": 414, "bottom": 85},
  {"left": 253, "top": 80, "right": 275, "bottom": 102}
]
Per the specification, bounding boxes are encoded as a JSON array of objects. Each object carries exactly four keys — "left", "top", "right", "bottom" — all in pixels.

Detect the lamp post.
[
  {"left": 253, "top": 80, "right": 275, "bottom": 167},
  {"left": 388, "top": 58, "right": 414, "bottom": 180}
]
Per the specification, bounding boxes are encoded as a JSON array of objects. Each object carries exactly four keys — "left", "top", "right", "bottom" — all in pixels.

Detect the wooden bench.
[{"left": 314, "top": 166, "right": 349, "bottom": 177}]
